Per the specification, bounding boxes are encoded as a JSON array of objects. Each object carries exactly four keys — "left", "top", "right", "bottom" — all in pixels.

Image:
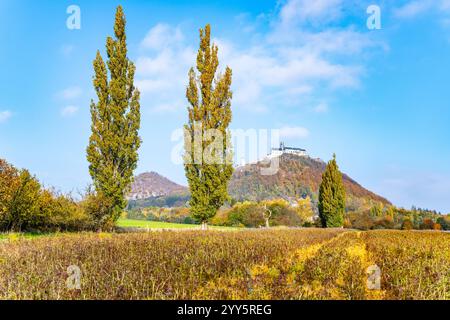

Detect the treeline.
[
  {"left": 345, "top": 203, "right": 449, "bottom": 231},
  {"left": 127, "top": 207, "right": 195, "bottom": 225},
  {"left": 0, "top": 159, "right": 111, "bottom": 232},
  {"left": 127, "top": 198, "right": 316, "bottom": 228},
  {"left": 127, "top": 194, "right": 190, "bottom": 209},
  {"left": 126, "top": 197, "right": 450, "bottom": 231}
]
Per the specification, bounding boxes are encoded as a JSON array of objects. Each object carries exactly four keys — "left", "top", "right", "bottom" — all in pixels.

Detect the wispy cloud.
[
  {"left": 380, "top": 167, "right": 450, "bottom": 213},
  {"left": 135, "top": 24, "right": 195, "bottom": 115},
  {"left": 140, "top": 23, "right": 184, "bottom": 50},
  {"left": 314, "top": 102, "right": 329, "bottom": 113},
  {"left": 56, "top": 86, "right": 82, "bottom": 100},
  {"left": 150, "top": 101, "right": 184, "bottom": 114},
  {"left": 393, "top": 0, "right": 450, "bottom": 19},
  {"left": 0, "top": 110, "right": 12, "bottom": 123},
  {"left": 279, "top": 0, "right": 343, "bottom": 26},
  {"left": 61, "top": 105, "right": 79, "bottom": 117},
  {"left": 279, "top": 126, "right": 310, "bottom": 139},
  {"left": 393, "top": 0, "right": 432, "bottom": 18}
]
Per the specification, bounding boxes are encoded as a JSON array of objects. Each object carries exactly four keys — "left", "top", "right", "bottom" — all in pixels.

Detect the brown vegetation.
[{"left": 0, "top": 229, "right": 448, "bottom": 300}]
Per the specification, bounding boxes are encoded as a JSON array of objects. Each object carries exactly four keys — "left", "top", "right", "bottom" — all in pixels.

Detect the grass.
[
  {"left": 117, "top": 219, "right": 198, "bottom": 229},
  {"left": 0, "top": 219, "right": 240, "bottom": 240},
  {"left": 116, "top": 218, "right": 240, "bottom": 231},
  {"left": 0, "top": 232, "right": 53, "bottom": 241}
]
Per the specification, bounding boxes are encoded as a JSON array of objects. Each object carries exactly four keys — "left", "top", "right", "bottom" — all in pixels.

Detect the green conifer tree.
[
  {"left": 86, "top": 6, "right": 141, "bottom": 228},
  {"left": 184, "top": 24, "right": 233, "bottom": 230},
  {"left": 318, "top": 154, "right": 346, "bottom": 228}
]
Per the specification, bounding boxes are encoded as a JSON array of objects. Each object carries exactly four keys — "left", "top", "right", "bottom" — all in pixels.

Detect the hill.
[
  {"left": 229, "top": 154, "right": 390, "bottom": 205},
  {"left": 127, "top": 172, "right": 188, "bottom": 200}
]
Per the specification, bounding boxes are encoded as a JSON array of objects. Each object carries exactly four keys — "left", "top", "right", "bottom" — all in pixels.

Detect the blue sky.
[{"left": 1, "top": 0, "right": 449, "bottom": 213}]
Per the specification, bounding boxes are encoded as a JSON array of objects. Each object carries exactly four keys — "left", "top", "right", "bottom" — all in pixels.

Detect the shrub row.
[{"left": 0, "top": 159, "right": 105, "bottom": 232}]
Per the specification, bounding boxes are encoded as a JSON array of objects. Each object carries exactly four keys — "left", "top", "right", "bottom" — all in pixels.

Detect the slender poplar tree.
[
  {"left": 86, "top": 6, "right": 141, "bottom": 228},
  {"left": 318, "top": 154, "right": 346, "bottom": 228},
  {"left": 184, "top": 24, "right": 233, "bottom": 230}
]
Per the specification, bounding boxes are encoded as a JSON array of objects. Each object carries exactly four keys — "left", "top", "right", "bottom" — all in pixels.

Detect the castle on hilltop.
[
  {"left": 268, "top": 142, "right": 307, "bottom": 158},
  {"left": 237, "top": 142, "right": 308, "bottom": 167}
]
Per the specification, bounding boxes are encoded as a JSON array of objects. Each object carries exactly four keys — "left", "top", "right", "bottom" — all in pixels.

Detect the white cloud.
[
  {"left": 56, "top": 86, "right": 82, "bottom": 100},
  {"left": 279, "top": 126, "right": 310, "bottom": 139},
  {"left": 273, "top": 28, "right": 382, "bottom": 54},
  {"left": 135, "top": 78, "right": 172, "bottom": 93},
  {"left": 259, "top": 54, "right": 362, "bottom": 88},
  {"left": 135, "top": 24, "right": 196, "bottom": 115},
  {"left": 213, "top": 36, "right": 369, "bottom": 113},
  {"left": 61, "top": 105, "right": 79, "bottom": 117},
  {"left": 136, "top": 53, "right": 172, "bottom": 76},
  {"left": 393, "top": 0, "right": 432, "bottom": 18},
  {"left": 0, "top": 110, "right": 12, "bottom": 123},
  {"left": 140, "top": 24, "right": 184, "bottom": 50},
  {"left": 285, "top": 85, "right": 313, "bottom": 95},
  {"left": 393, "top": 0, "right": 450, "bottom": 19},
  {"left": 314, "top": 102, "right": 329, "bottom": 113},
  {"left": 280, "top": 0, "right": 342, "bottom": 26},
  {"left": 150, "top": 100, "right": 184, "bottom": 114},
  {"left": 134, "top": 0, "right": 383, "bottom": 114}
]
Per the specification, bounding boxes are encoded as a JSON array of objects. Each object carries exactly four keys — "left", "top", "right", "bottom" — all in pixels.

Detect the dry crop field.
[{"left": 0, "top": 229, "right": 448, "bottom": 300}]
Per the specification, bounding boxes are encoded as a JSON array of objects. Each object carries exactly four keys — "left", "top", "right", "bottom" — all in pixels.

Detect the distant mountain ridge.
[{"left": 127, "top": 172, "right": 188, "bottom": 200}]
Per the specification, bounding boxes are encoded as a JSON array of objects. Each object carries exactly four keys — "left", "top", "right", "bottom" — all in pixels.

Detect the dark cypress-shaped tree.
[
  {"left": 86, "top": 6, "right": 141, "bottom": 228},
  {"left": 318, "top": 154, "right": 346, "bottom": 228},
  {"left": 184, "top": 24, "right": 233, "bottom": 230}
]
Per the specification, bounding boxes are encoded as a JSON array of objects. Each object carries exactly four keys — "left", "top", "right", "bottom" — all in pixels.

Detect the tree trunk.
[
  {"left": 265, "top": 218, "right": 270, "bottom": 228},
  {"left": 201, "top": 221, "right": 208, "bottom": 230}
]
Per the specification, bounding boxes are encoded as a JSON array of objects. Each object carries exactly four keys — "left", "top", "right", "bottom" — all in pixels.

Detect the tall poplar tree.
[
  {"left": 318, "top": 154, "right": 346, "bottom": 228},
  {"left": 184, "top": 24, "right": 233, "bottom": 230},
  {"left": 86, "top": 6, "right": 141, "bottom": 228}
]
